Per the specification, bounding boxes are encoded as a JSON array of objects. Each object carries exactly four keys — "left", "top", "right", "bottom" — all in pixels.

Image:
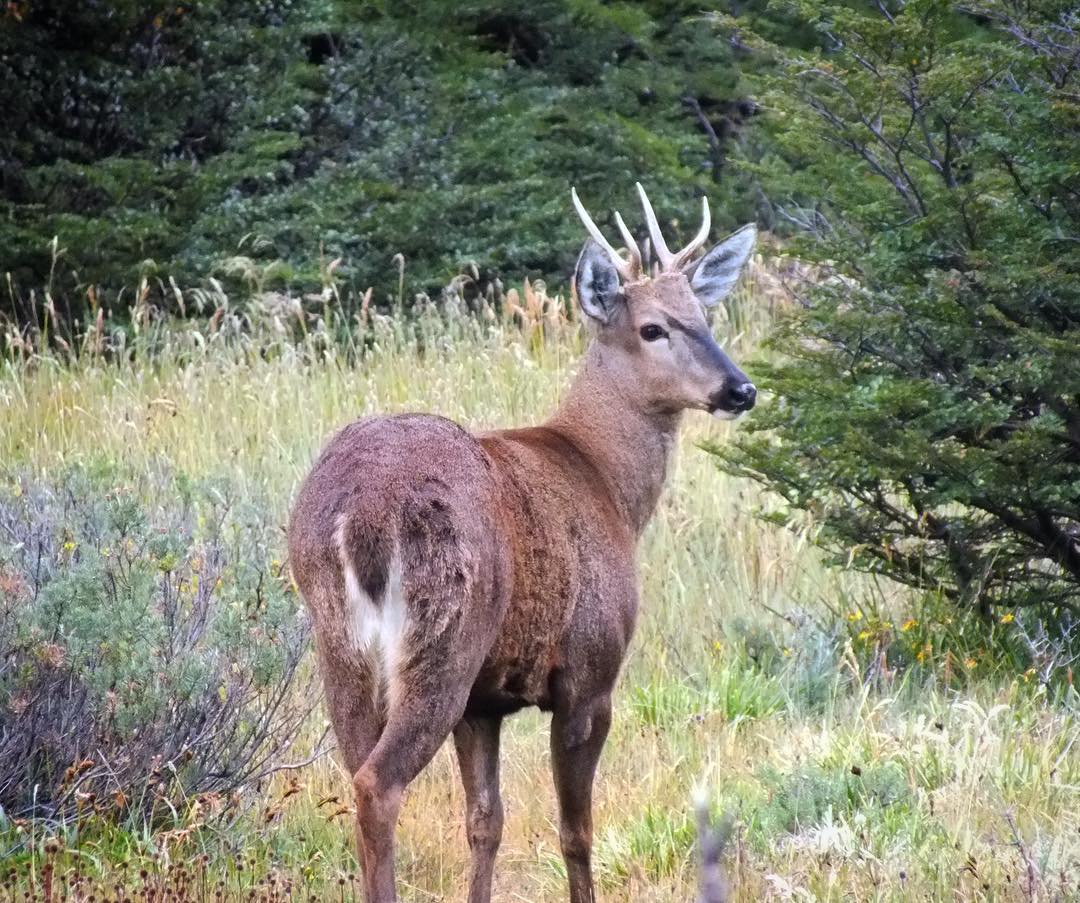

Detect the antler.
[
  {"left": 571, "top": 187, "right": 642, "bottom": 281},
  {"left": 636, "top": 182, "right": 711, "bottom": 272}
]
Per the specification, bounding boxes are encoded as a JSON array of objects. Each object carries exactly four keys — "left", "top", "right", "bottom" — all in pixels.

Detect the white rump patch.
[{"left": 334, "top": 514, "right": 407, "bottom": 712}]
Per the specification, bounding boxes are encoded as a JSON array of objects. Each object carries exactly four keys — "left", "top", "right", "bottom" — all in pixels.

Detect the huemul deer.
[{"left": 288, "top": 184, "right": 757, "bottom": 903}]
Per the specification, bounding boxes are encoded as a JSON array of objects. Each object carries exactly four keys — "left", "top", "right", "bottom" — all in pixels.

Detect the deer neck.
[{"left": 545, "top": 342, "right": 681, "bottom": 536}]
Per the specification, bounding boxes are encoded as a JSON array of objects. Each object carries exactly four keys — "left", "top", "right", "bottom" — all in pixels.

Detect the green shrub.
[
  {"left": 0, "top": 470, "right": 313, "bottom": 823},
  {"left": 711, "top": 2, "right": 1080, "bottom": 642},
  {"left": 753, "top": 761, "right": 912, "bottom": 837}
]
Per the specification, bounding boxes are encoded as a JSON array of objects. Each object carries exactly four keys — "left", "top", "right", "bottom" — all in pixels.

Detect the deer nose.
[{"left": 724, "top": 381, "right": 757, "bottom": 411}]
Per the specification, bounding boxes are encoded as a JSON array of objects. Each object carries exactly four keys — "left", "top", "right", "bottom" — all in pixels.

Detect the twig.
[
  {"left": 1003, "top": 809, "right": 1039, "bottom": 902},
  {"left": 682, "top": 95, "right": 726, "bottom": 182},
  {"left": 251, "top": 725, "right": 335, "bottom": 782}
]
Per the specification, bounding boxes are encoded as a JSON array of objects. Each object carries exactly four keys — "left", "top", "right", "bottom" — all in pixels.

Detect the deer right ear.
[
  {"left": 688, "top": 224, "right": 757, "bottom": 307},
  {"left": 574, "top": 240, "right": 622, "bottom": 324}
]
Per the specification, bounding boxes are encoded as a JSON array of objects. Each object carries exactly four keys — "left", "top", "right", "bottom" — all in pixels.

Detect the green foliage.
[
  {"left": 1, "top": 0, "right": 769, "bottom": 327},
  {"left": 752, "top": 760, "right": 913, "bottom": 837},
  {"left": 711, "top": 2, "right": 1080, "bottom": 637},
  {"left": 0, "top": 469, "right": 313, "bottom": 822},
  {"left": 628, "top": 652, "right": 786, "bottom": 727},
  {"left": 840, "top": 589, "right": 1075, "bottom": 687},
  {"left": 595, "top": 804, "right": 696, "bottom": 883}
]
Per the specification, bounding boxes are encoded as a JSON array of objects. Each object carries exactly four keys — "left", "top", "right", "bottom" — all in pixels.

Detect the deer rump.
[{"left": 289, "top": 412, "right": 636, "bottom": 721}]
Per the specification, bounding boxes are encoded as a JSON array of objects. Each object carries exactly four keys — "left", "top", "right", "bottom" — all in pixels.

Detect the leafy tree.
[{"left": 712, "top": 1, "right": 1080, "bottom": 625}]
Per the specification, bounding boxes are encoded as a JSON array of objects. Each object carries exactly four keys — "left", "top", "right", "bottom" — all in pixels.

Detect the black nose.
[{"left": 724, "top": 381, "right": 757, "bottom": 411}]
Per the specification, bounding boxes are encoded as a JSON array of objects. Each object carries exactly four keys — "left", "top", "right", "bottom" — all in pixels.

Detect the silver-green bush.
[{"left": 0, "top": 470, "right": 313, "bottom": 824}]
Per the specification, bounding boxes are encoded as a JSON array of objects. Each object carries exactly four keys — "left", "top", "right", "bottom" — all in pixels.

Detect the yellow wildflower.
[
  {"left": 901, "top": 619, "right": 917, "bottom": 632},
  {"left": 1000, "top": 612, "right": 1015, "bottom": 624}
]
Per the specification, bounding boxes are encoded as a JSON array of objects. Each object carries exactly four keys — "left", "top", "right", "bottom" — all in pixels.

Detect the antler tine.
[
  {"left": 671, "top": 195, "right": 711, "bottom": 270},
  {"left": 636, "top": 182, "right": 674, "bottom": 271},
  {"left": 613, "top": 211, "right": 643, "bottom": 277},
  {"left": 571, "top": 187, "right": 635, "bottom": 281}
]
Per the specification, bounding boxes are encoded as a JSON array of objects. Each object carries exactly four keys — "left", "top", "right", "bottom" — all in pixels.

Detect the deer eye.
[{"left": 639, "top": 324, "right": 667, "bottom": 342}]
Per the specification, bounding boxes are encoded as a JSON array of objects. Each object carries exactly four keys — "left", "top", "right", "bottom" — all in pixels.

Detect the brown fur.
[{"left": 288, "top": 219, "right": 755, "bottom": 902}]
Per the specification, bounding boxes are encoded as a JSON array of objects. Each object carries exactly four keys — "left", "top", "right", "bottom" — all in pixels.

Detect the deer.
[{"left": 287, "top": 184, "right": 758, "bottom": 903}]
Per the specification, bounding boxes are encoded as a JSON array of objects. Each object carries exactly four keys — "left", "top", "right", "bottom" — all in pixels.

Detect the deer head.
[{"left": 571, "top": 183, "right": 757, "bottom": 419}]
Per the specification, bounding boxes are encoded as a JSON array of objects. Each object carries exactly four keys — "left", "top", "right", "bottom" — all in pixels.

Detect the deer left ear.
[
  {"left": 574, "top": 239, "right": 623, "bottom": 324},
  {"left": 687, "top": 224, "right": 757, "bottom": 307}
]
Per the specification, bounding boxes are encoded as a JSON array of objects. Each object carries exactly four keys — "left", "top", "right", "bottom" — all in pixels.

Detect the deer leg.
[
  {"left": 550, "top": 694, "right": 613, "bottom": 903},
  {"left": 453, "top": 715, "right": 504, "bottom": 903},
  {"left": 352, "top": 681, "right": 476, "bottom": 902},
  {"left": 315, "top": 638, "right": 385, "bottom": 884}
]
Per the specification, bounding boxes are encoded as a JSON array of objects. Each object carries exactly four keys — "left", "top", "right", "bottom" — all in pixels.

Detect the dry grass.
[{"left": 1, "top": 262, "right": 1078, "bottom": 901}]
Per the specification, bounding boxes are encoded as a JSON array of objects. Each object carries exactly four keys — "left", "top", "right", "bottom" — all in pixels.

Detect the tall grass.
[{"left": 1, "top": 262, "right": 1078, "bottom": 901}]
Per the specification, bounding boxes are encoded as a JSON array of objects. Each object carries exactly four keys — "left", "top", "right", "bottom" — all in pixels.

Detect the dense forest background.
[{"left": 1, "top": 0, "right": 810, "bottom": 321}]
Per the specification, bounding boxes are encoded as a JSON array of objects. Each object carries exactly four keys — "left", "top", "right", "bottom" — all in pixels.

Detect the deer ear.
[
  {"left": 688, "top": 224, "right": 757, "bottom": 307},
  {"left": 574, "top": 240, "right": 622, "bottom": 324}
]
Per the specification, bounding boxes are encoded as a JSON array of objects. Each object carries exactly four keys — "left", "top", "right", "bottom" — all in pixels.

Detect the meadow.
[{"left": 1, "top": 265, "right": 1078, "bottom": 902}]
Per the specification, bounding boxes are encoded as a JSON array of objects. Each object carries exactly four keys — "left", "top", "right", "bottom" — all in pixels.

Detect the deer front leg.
[
  {"left": 453, "top": 715, "right": 504, "bottom": 903},
  {"left": 550, "top": 694, "right": 613, "bottom": 903}
]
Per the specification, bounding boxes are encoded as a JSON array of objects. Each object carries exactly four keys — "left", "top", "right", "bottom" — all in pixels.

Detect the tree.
[{"left": 711, "top": 1, "right": 1080, "bottom": 625}]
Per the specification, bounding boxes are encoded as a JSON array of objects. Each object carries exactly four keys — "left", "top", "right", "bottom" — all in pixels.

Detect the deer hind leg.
[
  {"left": 550, "top": 692, "right": 613, "bottom": 903},
  {"left": 351, "top": 577, "right": 494, "bottom": 900},
  {"left": 351, "top": 669, "right": 479, "bottom": 903},
  {"left": 339, "top": 487, "right": 502, "bottom": 902},
  {"left": 313, "top": 634, "right": 385, "bottom": 884},
  {"left": 453, "top": 715, "right": 504, "bottom": 903}
]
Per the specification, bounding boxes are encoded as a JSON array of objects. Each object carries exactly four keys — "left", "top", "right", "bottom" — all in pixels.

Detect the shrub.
[
  {"left": 711, "top": 2, "right": 1080, "bottom": 637},
  {"left": 0, "top": 470, "right": 313, "bottom": 823},
  {"left": 754, "top": 761, "right": 911, "bottom": 837}
]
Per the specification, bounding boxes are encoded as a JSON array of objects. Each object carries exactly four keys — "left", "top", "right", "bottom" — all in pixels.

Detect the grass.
[{"left": 1, "top": 266, "right": 1078, "bottom": 901}]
